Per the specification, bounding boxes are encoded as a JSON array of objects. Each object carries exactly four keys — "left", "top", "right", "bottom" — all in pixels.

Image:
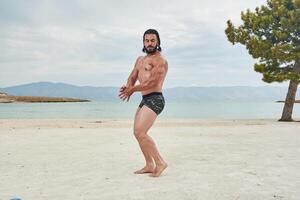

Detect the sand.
[{"left": 0, "top": 118, "right": 299, "bottom": 200}]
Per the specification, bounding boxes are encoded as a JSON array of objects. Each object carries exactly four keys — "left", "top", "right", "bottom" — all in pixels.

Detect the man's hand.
[
  {"left": 119, "top": 85, "right": 126, "bottom": 92},
  {"left": 118, "top": 85, "right": 134, "bottom": 102}
]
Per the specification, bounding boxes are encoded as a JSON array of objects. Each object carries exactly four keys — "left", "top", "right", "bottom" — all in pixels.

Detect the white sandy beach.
[{"left": 0, "top": 118, "right": 299, "bottom": 200}]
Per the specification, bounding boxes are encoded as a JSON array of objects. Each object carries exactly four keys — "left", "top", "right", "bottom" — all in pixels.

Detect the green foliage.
[{"left": 225, "top": 0, "right": 300, "bottom": 82}]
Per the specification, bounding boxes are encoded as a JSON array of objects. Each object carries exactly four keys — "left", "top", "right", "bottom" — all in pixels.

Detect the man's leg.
[
  {"left": 134, "top": 105, "right": 167, "bottom": 177},
  {"left": 133, "top": 106, "right": 155, "bottom": 173}
]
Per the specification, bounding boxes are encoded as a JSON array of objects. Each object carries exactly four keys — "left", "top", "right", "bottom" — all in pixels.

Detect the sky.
[{"left": 0, "top": 0, "right": 287, "bottom": 88}]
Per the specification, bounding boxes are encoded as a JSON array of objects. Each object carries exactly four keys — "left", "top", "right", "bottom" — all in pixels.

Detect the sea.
[{"left": 1, "top": 100, "right": 299, "bottom": 119}]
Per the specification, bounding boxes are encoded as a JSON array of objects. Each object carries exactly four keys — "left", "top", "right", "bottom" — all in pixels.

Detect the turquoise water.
[{"left": 1, "top": 100, "right": 299, "bottom": 119}]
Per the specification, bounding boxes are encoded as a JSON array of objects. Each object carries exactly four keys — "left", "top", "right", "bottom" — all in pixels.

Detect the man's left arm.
[{"left": 131, "top": 60, "right": 167, "bottom": 92}]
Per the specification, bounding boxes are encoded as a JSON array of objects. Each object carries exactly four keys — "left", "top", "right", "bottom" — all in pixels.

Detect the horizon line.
[{"left": 0, "top": 81, "right": 289, "bottom": 89}]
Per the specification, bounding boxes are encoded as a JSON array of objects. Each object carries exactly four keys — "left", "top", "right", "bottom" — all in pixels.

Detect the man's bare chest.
[{"left": 138, "top": 59, "right": 155, "bottom": 72}]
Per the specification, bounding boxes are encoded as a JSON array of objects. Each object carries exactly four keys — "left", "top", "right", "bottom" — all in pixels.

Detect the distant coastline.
[
  {"left": 0, "top": 92, "right": 90, "bottom": 103},
  {"left": 1, "top": 82, "right": 300, "bottom": 102},
  {"left": 276, "top": 100, "right": 300, "bottom": 103}
]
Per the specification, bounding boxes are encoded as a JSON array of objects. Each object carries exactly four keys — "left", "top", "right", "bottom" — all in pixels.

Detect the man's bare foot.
[
  {"left": 150, "top": 162, "right": 168, "bottom": 177},
  {"left": 134, "top": 165, "right": 155, "bottom": 174}
]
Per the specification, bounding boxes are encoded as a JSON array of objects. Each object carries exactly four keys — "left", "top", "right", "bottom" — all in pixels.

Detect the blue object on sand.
[{"left": 10, "top": 196, "right": 21, "bottom": 200}]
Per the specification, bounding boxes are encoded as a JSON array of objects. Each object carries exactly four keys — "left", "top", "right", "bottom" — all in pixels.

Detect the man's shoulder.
[
  {"left": 136, "top": 55, "right": 145, "bottom": 61},
  {"left": 134, "top": 56, "right": 144, "bottom": 65},
  {"left": 156, "top": 54, "right": 168, "bottom": 66}
]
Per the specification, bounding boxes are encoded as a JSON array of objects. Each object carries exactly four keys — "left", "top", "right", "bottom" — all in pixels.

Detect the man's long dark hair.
[{"left": 142, "top": 29, "right": 162, "bottom": 52}]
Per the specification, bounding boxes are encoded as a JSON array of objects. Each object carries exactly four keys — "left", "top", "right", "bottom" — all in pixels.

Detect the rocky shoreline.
[
  {"left": 276, "top": 100, "right": 300, "bottom": 103},
  {"left": 0, "top": 92, "right": 90, "bottom": 103}
]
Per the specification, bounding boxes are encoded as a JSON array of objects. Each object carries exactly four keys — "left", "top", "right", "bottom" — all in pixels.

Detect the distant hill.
[
  {"left": 1, "top": 82, "right": 299, "bottom": 102},
  {"left": 0, "top": 82, "right": 119, "bottom": 101}
]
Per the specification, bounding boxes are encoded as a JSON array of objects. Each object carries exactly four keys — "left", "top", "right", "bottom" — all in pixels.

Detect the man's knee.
[{"left": 134, "top": 128, "right": 147, "bottom": 141}]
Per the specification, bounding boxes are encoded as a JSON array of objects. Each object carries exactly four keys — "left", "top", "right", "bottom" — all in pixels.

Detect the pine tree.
[{"left": 225, "top": 0, "right": 300, "bottom": 121}]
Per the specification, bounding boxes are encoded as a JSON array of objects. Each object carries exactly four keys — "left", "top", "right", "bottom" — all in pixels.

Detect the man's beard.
[{"left": 144, "top": 45, "right": 158, "bottom": 54}]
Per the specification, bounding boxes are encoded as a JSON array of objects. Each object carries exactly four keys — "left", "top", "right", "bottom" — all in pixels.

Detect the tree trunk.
[
  {"left": 279, "top": 60, "right": 300, "bottom": 121},
  {"left": 279, "top": 80, "right": 299, "bottom": 121}
]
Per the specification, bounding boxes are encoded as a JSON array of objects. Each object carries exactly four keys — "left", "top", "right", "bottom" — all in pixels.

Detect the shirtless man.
[{"left": 118, "top": 29, "right": 168, "bottom": 177}]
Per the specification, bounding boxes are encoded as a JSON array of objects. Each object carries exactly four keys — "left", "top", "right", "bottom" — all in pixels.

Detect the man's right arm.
[{"left": 126, "top": 56, "right": 142, "bottom": 87}]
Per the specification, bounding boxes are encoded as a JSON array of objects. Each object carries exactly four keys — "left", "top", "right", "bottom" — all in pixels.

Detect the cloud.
[{"left": 0, "top": 0, "right": 275, "bottom": 87}]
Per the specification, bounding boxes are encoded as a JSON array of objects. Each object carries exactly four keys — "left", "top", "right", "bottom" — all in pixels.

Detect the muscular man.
[{"left": 118, "top": 29, "right": 168, "bottom": 177}]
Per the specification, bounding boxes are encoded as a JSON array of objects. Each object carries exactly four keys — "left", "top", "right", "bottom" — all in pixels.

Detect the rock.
[{"left": 0, "top": 98, "right": 14, "bottom": 103}]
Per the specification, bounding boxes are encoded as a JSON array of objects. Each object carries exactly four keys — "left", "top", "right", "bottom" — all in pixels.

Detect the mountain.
[
  {"left": 0, "top": 82, "right": 120, "bottom": 101},
  {"left": 0, "top": 82, "right": 298, "bottom": 102},
  {"left": 165, "top": 86, "right": 297, "bottom": 101}
]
